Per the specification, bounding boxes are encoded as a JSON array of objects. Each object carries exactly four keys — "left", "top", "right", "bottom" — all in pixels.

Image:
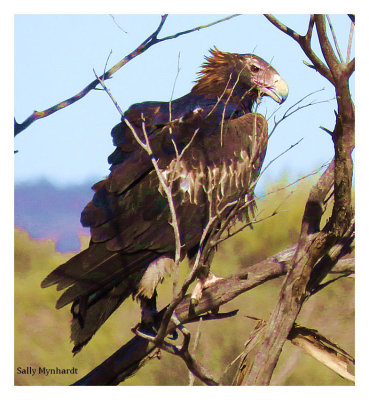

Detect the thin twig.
[
  {"left": 170, "top": 52, "right": 181, "bottom": 104},
  {"left": 346, "top": 21, "right": 354, "bottom": 63},
  {"left": 134, "top": 316, "right": 219, "bottom": 386},
  {"left": 158, "top": 14, "right": 240, "bottom": 42},
  {"left": 213, "top": 190, "right": 294, "bottom": 247},
  {"left": 189, "top": 317, "right": 203, "bottom": 385},
  {"left": 219, "top": 66, "right": 250, "bottom": 146},
  {"left": 264, "top": 14, "right": 334, "bottom": 84},
  {"left": 326, "top": 15, "right": 344, "bottom": 63},
  {"left": 94, "top": 71, "right": 184, "bottom": 306},
  {"left": 72, "top": 242, "right": 353, "bottom": 386},
  {"left": 239, "top": 14, "right": 354, "bottom": 383},
  {"left": 102, "top": 50, "right": 113, "bottom": 78},
  {"left": 259, "top": 139, "right": 303, "bottom": 178},
  {"left": 268, "top": 89, "right": 331, "bottom": 138},
  {"left": 93, "top": 70, "right": 124, "bottom": 115},
  {"left": 109, "top": 14, "right": 128, "bottom": 34},
  {"left": 15, "top": 14, "right": 240, "bottom": 136},
  {"left": 168, "top": 53, "right": 182, "bottom": 295},
  {"left": 267, "top": 88, "right": 325, "bottom": 123},
  {"left": 206, "top": 74, "right": 233, "bottom": 118}
]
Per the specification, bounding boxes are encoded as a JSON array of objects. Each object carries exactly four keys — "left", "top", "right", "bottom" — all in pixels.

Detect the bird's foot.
[{"left": 190, "top": 271, "right": 223, "bottom": 307}]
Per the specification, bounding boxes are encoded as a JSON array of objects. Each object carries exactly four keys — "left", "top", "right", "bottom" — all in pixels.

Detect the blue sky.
[{"left": 14, "top": 14, "right": 354, "bottom": 194}]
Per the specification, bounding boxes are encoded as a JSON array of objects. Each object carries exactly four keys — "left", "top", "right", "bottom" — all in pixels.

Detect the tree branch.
[
  {"left": 326, "top": 15, "right": 344, "bottom": 63},
  {"left": 239, "top": 15, "right": 355, "bottom": 386},
  {"left": 346, "top": 21, "right": 355, "bottom": 63},
  {"left": 134, "top": 316, "right": 219, "bottom": 386},
  {"left": 235, "top": 321, "right": 355, "bottom": 384},
  {"left": 264, "top": 14, "right": 334, "bottom": 84},
  {"left": 14, "top": 14, "right": 240, "bottom": 136},
  {"left": 314, "top": 15, "right": 341, "bottom": 78},
  {"left": 71, "top": 243, "right": 353, "bottom": 386},
  {"left": 288, "top": 325, "right": 355, "bottom": 382}
]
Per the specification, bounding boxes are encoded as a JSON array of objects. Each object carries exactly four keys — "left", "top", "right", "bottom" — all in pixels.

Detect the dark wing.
[{"left": 41, "top": 98, "right": 268, "bottom": 353}]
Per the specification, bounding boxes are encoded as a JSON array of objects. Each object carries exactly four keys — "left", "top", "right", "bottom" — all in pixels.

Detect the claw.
[{"left": 190, "top": 271, "right": 223, "bottom": 305}]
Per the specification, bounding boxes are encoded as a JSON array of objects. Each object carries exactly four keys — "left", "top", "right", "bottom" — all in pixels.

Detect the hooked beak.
[{"left": 260, "top": 77, "right": 289, "bottom": 104}]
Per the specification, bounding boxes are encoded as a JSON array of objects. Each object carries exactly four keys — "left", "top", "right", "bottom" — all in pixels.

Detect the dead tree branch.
[
  {"left": 189, "top": 317, "right": 203, "bottom": 385},
  {"left": 14, "top": 14, "right": 240, "bottom": 136},
  {"left": 326, "top": 15, "right": 344, "bottom": 63},
  {"left": 134, "top": 315, "right": 218, "bottom": 386},
  {"left": 288, "top": 325, "right": 355, "bottom": 382},
  {"left": 236, "top": 14, "right": 355, "bottom": 386},
  {"left": 264, "top": 14, "right": 335, "bottom": 84},
  {"left": 347, "top": 21, "right": 355, "bottom": 63},
  {"left": 267, "top": 88, "right": 332, "bottom": 138},
  {"left": 234, "top": 319, "right": 355, "bottom": 384},
  {"left": 71, "top": 243, "right": 353, "bottom": 386},
  {"left": 94, "top": 69, "right": 246, "bottom": 373},
  {"left": 71, "top": 16, "right": 355, "bottom": 386}
]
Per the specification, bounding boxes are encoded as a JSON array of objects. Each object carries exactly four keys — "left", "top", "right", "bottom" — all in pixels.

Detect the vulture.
[{"left": 42, "top": 48, "right": 289, "bottom": 354}]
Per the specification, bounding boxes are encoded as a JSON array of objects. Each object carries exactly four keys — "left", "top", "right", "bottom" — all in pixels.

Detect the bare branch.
[
  {"left": 346, "top": 58, "right": 355, "bottom": 78},
  {"left": 95, "top": 73, "right": 191, "bottom": 346},
  {"left": 263, "top": 14, "right": 302, "bottom": 41},
  {"left": 72, "top": 242, "right": 353, "bottom": 385},
  {"left": 14, "top": 15, "right": 167, "bottom": 136},
  {"left": 267, "top": 88, "right": 325, "bottom": 125},
  {"left": 158, "top": 14, "right": 240, "bottom": 42},
  {"left": 346, "top": 21, "right": 354, "bottom": 63},
  {"left": 307, "top": 219, "right": 355, "bottom": 294},
  {"left": 93, "top": 70, "right": 124, "bottom": 115},
  {"left": 259, "top": 138, "right": 303, "bottom": 177},
  {"left": 314, "top": 15, "right": 341, "bottom": 76},
  {"left": 235, "top": 321, "right": 355, "bottom": 384},
  {"left": 264, "top": 14, "right": 334, "bottom": 84},
  {"left": 15, "top": 14, "right": 240, "bottom": 136},
  {"left": 269, "top": 348, "right": 301, "bottom": 385},
  {"left": 240, "top": 159, "right": 351, "bottom": 385},
  {"left": 288, "top": 325, "right": 355, "bottom": 382},
  {"left": 134, "top": 316, "right": 219, "bottom": 386},
  {"left": 109, "top": 14, "right": 128, "bottom": 34},
  {"left": 326, "top": 15, "right": 344, "bottom": 63},
  {"left": 188, "top": 317, "right": 203, "bottom": 385},
  {"left": 240, "top": 15, "right": 355, "bottom": 385}
]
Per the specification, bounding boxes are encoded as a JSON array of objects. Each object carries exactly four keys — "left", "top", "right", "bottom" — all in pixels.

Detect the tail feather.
[
  {"left": 42, "top": 244, "right": 163, "bottom": 354},
  {"left": 41, "top": 244, "right": 113, "bottom": 290},
  {"left": 55, "top": 250, "right": 157, "bottom": 309},
  {"left": 70, "top": 275, "right": 142, "bottom": 354}
]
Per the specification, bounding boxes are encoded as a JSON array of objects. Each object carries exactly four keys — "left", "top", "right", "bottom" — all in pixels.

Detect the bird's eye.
[{"left": 250, "top": 65, "right": 260, "bottom": 73}]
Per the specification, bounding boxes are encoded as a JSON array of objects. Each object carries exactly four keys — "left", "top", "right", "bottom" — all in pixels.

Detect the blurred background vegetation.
[{"left": 14, "top": 177, "right": 354, "bottom": 386}]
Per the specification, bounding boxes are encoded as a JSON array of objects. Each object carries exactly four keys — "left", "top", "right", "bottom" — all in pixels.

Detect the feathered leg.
[{"left": 139, "top": 291, "right": 158, "bottom": 331}]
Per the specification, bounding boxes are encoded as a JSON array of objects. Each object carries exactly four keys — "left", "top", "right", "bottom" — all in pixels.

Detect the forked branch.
[
  {"left": 237, "top": 14, "right": 355, "bottom": 386},
  {"left": 72, "top": 244, "right": 353, "bottom": 385},
  {"left": 14, "top": 14, "right": 240, "bottom": 136}
]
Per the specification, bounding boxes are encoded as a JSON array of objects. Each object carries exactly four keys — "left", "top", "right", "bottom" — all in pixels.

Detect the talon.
[
  {"left": 210, "top": 306, "right": 220, "bottom": 314},
  {"left": 190, "top": 297, "right": 199, "bottom": 307},
  {"left": 133, "top": 325, "right": 157, "bottom": 338},
  {"left": 168, "top": 330, "right": 179, "bottom": 340},
  {"left": 190, "top": 271, "right": 223, "bottom": 305}
]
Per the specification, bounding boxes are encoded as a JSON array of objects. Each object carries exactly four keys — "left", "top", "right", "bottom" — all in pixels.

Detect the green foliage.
[{"left": 14, "top": 178, "right": 354, "bottom": 386}]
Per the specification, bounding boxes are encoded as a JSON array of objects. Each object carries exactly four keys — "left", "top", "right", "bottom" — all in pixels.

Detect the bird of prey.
[{"left": 41, "top": 48, "right": 289, "bottom": 354}]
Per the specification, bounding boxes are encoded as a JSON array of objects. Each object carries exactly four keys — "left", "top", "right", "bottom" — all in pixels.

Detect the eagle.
[{"left": 41, "top": 48, "right": 288, "bottom": 354}]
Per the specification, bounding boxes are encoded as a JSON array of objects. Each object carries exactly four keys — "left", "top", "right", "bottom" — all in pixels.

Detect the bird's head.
[{"left": 192, "top": 48, "right": 289, "bottom": 106}]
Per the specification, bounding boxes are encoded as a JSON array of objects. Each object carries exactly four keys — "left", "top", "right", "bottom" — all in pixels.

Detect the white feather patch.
[
  {"left": 161, "top": 153, "right": 253, "bottom": 207},
  {"left": 136, "top": 256, "right": 175, "bottom": 298}
]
